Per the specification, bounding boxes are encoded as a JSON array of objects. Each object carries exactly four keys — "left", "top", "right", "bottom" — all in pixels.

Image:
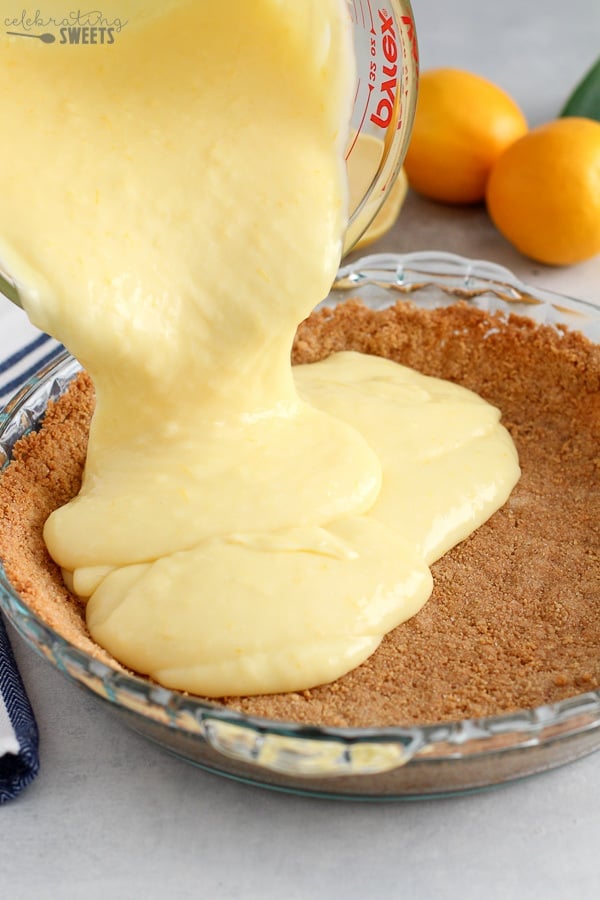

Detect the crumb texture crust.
[{"left": 1, "top": 301, "right": 598, "bottom": 728}]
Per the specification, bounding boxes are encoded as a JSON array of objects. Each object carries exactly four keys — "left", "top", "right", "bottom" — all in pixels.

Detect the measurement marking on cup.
[
  {"left": 357, "top": 0, "right": 366, "bottom": 29},
  {"left": 366, "top": 0, "right": 376, "bottom": 34},
  {"left": 345, "top": 81, "right": 374, "bottom": 160}
]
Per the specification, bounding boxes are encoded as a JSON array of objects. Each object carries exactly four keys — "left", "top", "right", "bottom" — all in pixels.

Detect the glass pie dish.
[{"left": 0, "top": 251, "right": 599, "bottom": 801}]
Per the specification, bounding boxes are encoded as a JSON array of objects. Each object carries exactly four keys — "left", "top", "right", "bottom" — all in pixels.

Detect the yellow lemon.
[
  {"left": 346, "top": 132, "right": 408, "bottom": 251},
  {"left": 353, "top": 168, "right": 408, "bottom": 250},
  {"left": 486, "top": 117, "right": 600, "bottom": 265},
  {"left": 404, "top": 68, "right": 528, "bottom": 204}
]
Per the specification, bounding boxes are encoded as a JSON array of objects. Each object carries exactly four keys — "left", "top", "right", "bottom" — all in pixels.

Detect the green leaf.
[{"left": 560, "top": 56, "right": 600, "bottom": 122}]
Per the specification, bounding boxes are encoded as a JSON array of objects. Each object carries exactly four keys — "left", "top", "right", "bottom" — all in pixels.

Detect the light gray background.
[{"left": 2, "top": 1, "right": 600, "bottom": 897}]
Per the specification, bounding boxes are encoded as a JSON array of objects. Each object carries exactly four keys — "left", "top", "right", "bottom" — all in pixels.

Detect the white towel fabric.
[
  {"left": 0, "top": 297, "right": 62, "bottom": 407},
  {"left": 0, "top": 294, "right": 59, "bottom": 800}
]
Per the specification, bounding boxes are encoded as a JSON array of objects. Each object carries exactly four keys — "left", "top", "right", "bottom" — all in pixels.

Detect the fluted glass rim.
[{"left": 1, "top": 250, "right": 599, "bottom": 786}]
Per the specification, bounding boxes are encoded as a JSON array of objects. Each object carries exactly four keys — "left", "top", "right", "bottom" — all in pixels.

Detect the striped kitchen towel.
[
  {"left": 0, "top": 297, "right": 62, "bottom": 408},
  {"left": 0, "top": 295, "right": 60, "bottom": 801},
  {"left": 0, "top": 617, "right": 39, "bottom": 803}
]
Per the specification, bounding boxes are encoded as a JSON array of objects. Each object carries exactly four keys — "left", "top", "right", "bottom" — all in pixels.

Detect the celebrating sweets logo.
[{"left": 4, "top": 9, "right": 127, "bottom": 44}]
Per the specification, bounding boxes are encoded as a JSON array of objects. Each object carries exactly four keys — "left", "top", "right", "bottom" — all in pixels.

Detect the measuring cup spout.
[{"left": 0, "top": 0, "right": 418, "bottom": 306}]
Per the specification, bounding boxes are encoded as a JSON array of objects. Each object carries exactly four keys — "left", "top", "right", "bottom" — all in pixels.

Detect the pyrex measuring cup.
[
  {"left": 344, "top": 0, "right": 418, "bottom": 254},
  {"left": 0, "top": 0, "right": 418, "bottom": 307}
]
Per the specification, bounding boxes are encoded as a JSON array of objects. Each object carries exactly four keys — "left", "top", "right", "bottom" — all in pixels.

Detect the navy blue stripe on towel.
[
  {"left": 0, "top": 615, "right": 40, "bottom": 802},
  {"left": 0, "top": 333, "right": 50, "bottom": 376}
]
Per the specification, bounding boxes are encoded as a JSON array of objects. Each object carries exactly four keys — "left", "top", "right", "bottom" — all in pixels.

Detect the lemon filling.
[{"left": 0, "top": 1, "right": 519, "bottom": 696}]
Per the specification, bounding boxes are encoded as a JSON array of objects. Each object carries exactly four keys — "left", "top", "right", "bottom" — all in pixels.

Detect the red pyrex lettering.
[{"left": 370, "top": 9, "right": 398, "bottom": 129}]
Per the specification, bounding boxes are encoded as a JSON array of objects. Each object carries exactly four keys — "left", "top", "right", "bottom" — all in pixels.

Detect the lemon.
[
  {"left": 345, "top": 131, "right": 407, "bottom": 251},
  {"left": 404, "top": 68, "right": 528, "bottom": 204},
  {"left": 486, "top": 117, "right": 600, "bottom": 266},
  {"left": 353, "top": 168, "right": 408, "bottom": 250}
]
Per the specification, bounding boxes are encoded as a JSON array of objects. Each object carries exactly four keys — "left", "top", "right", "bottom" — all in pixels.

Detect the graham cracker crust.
[{"left": 1, "top": 300, "right": 598, "bottom": 728}]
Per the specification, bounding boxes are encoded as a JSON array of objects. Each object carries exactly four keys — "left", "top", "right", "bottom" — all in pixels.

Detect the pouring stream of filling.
[{"left": 0, "top": 1, "right": 519, "bottom": 695}]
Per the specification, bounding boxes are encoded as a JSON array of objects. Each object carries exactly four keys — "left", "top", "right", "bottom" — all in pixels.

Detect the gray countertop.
[{"left": 2, "top": 1, "right": 600, "bottom": 897}]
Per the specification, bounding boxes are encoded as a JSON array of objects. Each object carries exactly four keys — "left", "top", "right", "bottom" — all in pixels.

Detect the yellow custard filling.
[{"left": 0, "top": 1, "right": 519, "bottom": 696}]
